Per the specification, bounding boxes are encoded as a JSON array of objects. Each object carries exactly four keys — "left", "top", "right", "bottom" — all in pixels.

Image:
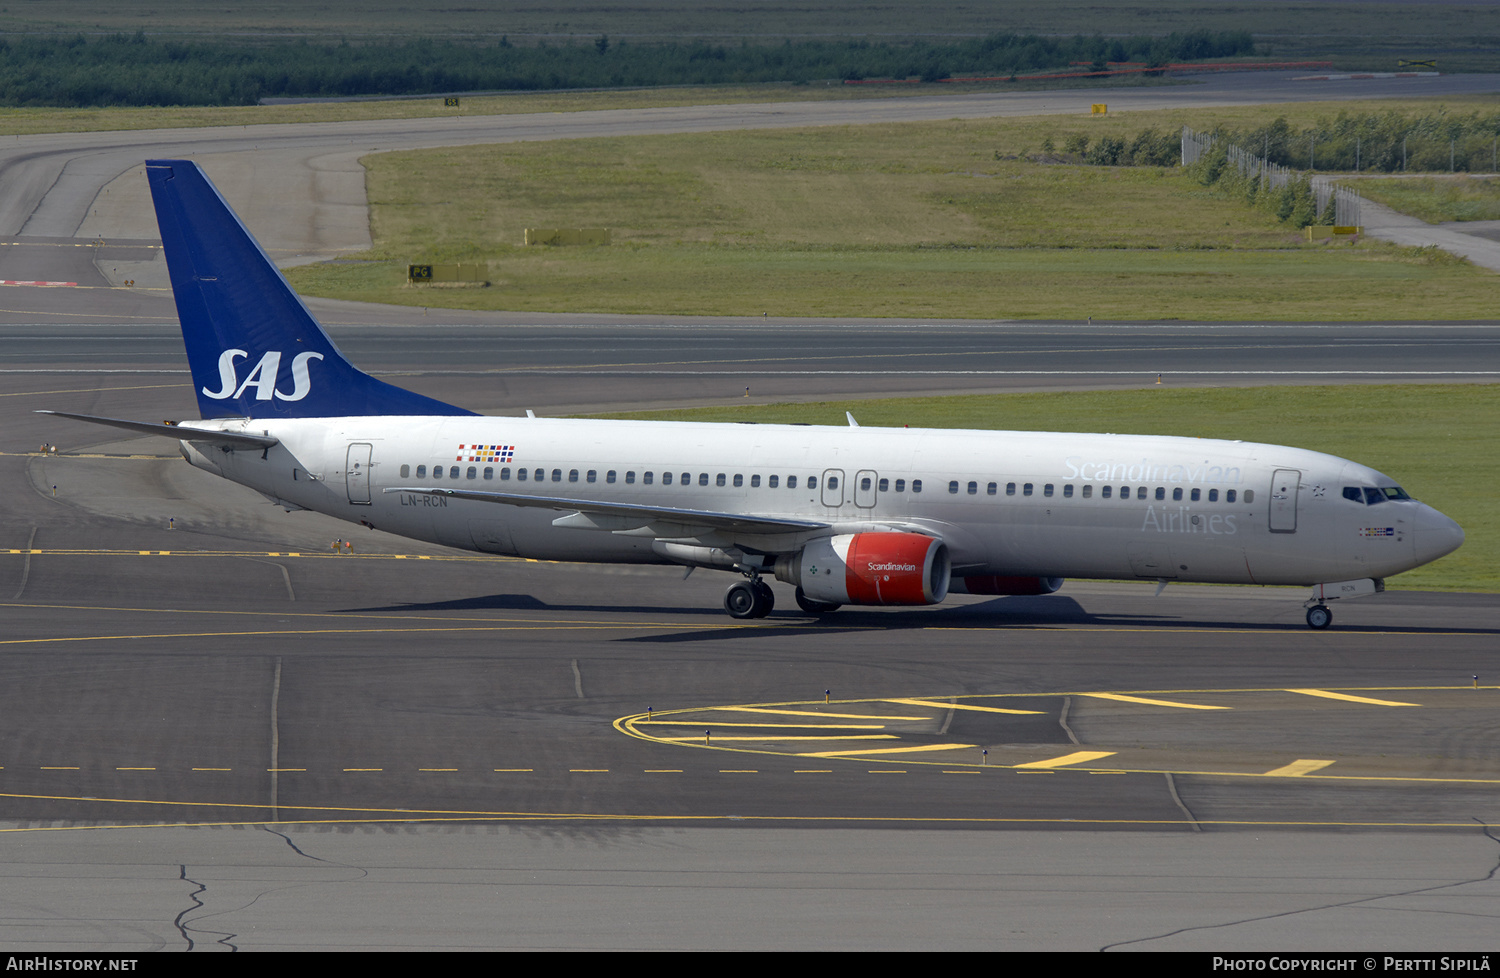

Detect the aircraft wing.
[
  {"left": 384, "top": 486, "right": 829, "bottom": 536},
  {"left": 36, "top": 410, "right": 280, "bottom": 449}
]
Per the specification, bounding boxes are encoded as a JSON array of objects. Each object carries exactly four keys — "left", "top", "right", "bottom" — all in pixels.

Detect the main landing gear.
[
  {"left": 1305, "top": 605, "right": 1332, "bottom": 630},
  {"left": 724, "top": 577, "right": 775, "bottom": 619}
]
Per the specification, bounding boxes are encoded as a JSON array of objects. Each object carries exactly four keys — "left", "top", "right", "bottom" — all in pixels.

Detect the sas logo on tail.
[{"left": 202, "top": 349, "right": 325, "bottom": 401}]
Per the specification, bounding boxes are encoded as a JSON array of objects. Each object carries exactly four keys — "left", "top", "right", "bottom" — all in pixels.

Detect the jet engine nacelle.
[
  {"left": 950, "top": 575, "right": 1065, "bottom": 595},
  {"left": 775, "top": 532, "right": 950, "bottom": 606}
]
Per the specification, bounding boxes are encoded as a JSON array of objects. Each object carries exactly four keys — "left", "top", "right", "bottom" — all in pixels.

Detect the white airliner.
[{"left": 43, "top": 160, "right": 1463, "bottom": 628}]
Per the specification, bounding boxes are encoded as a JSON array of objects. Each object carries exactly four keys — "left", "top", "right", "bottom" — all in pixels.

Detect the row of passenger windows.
[
  {"left": 396, "top": 465, "right": 852, "bottom": 490},
  {"left": 394, "top": 464, "right": 1251, "bottom": 503},
  {"left": 952, "top": 481, "right": 1254, "bottom": 504}
]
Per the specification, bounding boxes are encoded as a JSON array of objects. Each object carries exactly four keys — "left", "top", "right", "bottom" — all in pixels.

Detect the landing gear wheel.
[
  {"left": 724, "top": 581, "right": 759, "bottom": 619},
  {"left": 1306, "top": 605, "right": 1332, "bottom": 630},
  {"left": 751, "top": 580, "right": 775, "bottom": 618},
  {"left": 795, "top": 586, "right": 841, "bottom": 615}
]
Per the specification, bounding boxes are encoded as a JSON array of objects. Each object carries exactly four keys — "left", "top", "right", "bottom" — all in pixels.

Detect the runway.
[{"left": 0, "top": 77, "right": 1497, "bottom": 951}]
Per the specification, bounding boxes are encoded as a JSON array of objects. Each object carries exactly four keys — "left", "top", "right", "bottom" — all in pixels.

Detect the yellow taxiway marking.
[
  {"left": 115, "top": 767, "right": 156, "bottom": 771},
  {"left": 644, "top": 769, "right": 682, "bottom": 773},
  {"left": 800, "top": 743, "right": 976, "bottom": 758},
  {"left": 706, "top": 706, "right": 924, "bottom": 720},
  {"left": 719, "top": 769, "right": 758, "bottom": 773},
  {"left": 1287, "top": 689, "right": 1421, "bottom": 706},
  {"left": 638, "top": 720, "right": 887, "bottom": 728},
  {"left": 343, "top": 769, "right": 383, "bottom": 772},
  {"left": 40, "top": 767, "right": 79, "bottom": 771},
  {"left": 1080, "top": 692, "right": 1230, "bottom": 710},
  {"left": 882, "top": 697, "right": 1043, "bottom": 715},
  {"left": 569, "top": 769, "right": 609, "bottom": 773},
  {"left": 419, "top": 768, "right": 458, "bottom": 772},
  {"left": 493, "top": 768, "right": 533, "bottom": 772},
  {"left": 1015, "top": 751, "right": 1117, "bottom": 769},
  {"left": 794, "top": 770, "right": 832, "bottom": 773},
  {"left": 660, "top": 735, "right": 898, "bottom": 743},
  {"left": 192, "top": 768, "right": 231, "bottom": 772},
  {"left": 1264, "top": 759, "right": 1337, "bottom": 777}
]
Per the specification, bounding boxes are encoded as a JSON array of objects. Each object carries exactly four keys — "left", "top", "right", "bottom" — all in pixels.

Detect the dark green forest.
[{"left": 0, "top": 30, "right": 1255, "bottom": 107}]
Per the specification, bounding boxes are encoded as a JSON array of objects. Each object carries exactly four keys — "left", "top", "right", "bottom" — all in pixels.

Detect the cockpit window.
[{"left": 1346, "top": 485, "right": 1413, "bottom": 505}]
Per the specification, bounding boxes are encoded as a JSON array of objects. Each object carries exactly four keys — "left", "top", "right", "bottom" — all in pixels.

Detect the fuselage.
[{"left": 177, "top": 415, "right": 1463, "bottom": 589}]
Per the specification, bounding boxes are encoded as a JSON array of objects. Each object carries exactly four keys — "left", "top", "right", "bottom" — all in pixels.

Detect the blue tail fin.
[{"left": 146, "top": 159, "right": 475, "bottom": 420}]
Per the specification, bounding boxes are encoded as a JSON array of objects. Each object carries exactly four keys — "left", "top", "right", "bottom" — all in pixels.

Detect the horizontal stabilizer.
[{"left": 35, "top": 410, "right": 279, "bottom": 449}]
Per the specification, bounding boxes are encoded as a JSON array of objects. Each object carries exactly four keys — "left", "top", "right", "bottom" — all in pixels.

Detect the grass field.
[
  {"left": 283, "top": 98, "right": 1500, "bottom": 320},
  {"left": 1352, "top": 175, "right": 1500, "bottom": 224},
  {"left": 583, "top": 384, "right": 1495, "bottom": 592}
]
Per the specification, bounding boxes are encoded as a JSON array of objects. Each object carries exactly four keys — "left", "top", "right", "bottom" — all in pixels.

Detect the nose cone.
[{"left": 1413, "top": 504, "right": 1464, "bottom": 567}]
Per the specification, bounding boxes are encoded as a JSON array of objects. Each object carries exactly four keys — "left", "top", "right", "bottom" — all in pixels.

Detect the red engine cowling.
[
  {"left": 950, "top": 575, "right": 1064, "bottom": 596},
  {"left": 775, "top": 532, "right": 950, "bottom": 606}
]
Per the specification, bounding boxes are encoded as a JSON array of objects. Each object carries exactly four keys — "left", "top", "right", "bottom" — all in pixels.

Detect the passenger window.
[
  {"left": 1102, "top": 486, "right": 1111, "bottom": 498},
  {"left": 1023, "top": 483, "right": 1033, "bottom": 496},
  {"left": 752, "top": 475, "right": 761, "bottom": 488},
  {"left": 1172, "top": 487, "right": 1183, "bottom": 501},
  {"left": 663, "top": 472, "right": 673, "bottom": 486},
  {"left": 416, "top": 465, "right": 427, "bottom": 478},
  {"left": 808, "top": 476, "right": 818, "bottom": 490},
  {"left": 986, "top": 482, "right": 996, "bottom": 495},
  {"left": 434, "top": 466, "right": 444, "bottom": 480},
  {"left": 400, "top": 464, "right": 410, "bottom": 478},
  {"left": 1137, "top": 487, "right": 1147, "bottom": 500},
  {"left": 827, "top": 476, "right": 837, "bottom": 489},
  {"left": 1155, "top": 487, "right": 1165, "bottom": 500},
  {"left": 734, "top": 474, "right": 743, "bottom": 487},
  {"left": 1208, "top": 489, "right": 1218, "bottom": 502},
  {"left": 1043, "top": 484, "right": 1054, "bottom": 497},
  {"left": 769, "top": 475, "right": 779, "bottom": 489},
  {"left": 968, "top": 481, "right": 978, "bottom": 495},
  {"left": 570, "top": 469, "right": 580, "bottom": 483},
  {"left": 949, "top": 481, "right": 959, "bottom": 494},
  {"left": 1082, "top": 485, "right": 1092, "bottom": 498},
  {"left": 625, "top": 471, "right": 636, "bottom": 484},
  {"left": 1006, "top": 482, "right": 1016, "bottom": 496},
  {"left": 1063, "top": 484, "right": 1074, "bottom": 498},
  {"left": 587, "top": 470, "right": 597, "bottom": 483},
  {"left": 607, "top": 470, "right": 616, "bottom": 484},
  {"left": 1120, "top": 485, "right": 1129, "bottom": 499},
  {"left": 912, "top": 479, "right": 922, "bottom": 493},
  {"left": 1191, "top": 488, "right": 1201, "bottom": 501},
  {"left": 483, "top": 467, "right": 493, "bottom": 480},
  {"left": 1244, "top": 490, "right": 1255, "bottom": 503},
  {"left": 716, "top": 473, "right": 726, "bottom": 487},
  {"left": 699, "top": 473, "right": 709, "bottom": 487},
  {"left": 787, "top": 476, "right": 797, "bottom": 489},
  {"left": 467, "top": 466, "right": 477, "bottom": 479},
  {"left": 551, "top": 469, "right": 562, "bottom": 482},
  {"left": 500, "top": 468, "right": 511, "bottom": 481},
  {"left": 861, "top": 477, "right": 871, "bottom": 491},
  {"left": 681, "top": 472, "right": 690, "bottom": 486},
  {"left": 894, "top": 479, "right": 905, "bottom": 492},
  {"left": 533, "top": 469, "right": 543, "bottom": 482},
  {"left": 643, "top": 471, "right": 653, "bottom": 485},
  {"left": 516, "top": 468, "right": 526, "bottom": 481},
  {"left": 1226, "top": 489, "right": 1236, "bottom": 502},
  {"left": 446, "top": 466, "right": 456, "bottom": 479}
]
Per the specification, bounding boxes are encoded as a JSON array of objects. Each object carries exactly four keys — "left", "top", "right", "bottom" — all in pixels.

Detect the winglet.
[{"left": 145, "top": 159, "right": 475, "bottom": 420}]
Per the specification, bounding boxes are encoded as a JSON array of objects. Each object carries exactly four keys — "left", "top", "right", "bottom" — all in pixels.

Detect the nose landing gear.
[{"left": 1305, "top": 605, "right": 1332, "bottom": 630}]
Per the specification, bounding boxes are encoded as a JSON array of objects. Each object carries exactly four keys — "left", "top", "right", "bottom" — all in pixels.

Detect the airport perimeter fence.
[{"left": 1181, "top": 127, "right": 1360, "bottom": 227}]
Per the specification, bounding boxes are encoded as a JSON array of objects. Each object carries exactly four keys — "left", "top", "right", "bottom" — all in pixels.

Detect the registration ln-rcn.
[{"left": 43, "top": 160, "right": 1464, "bottom": 628}]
